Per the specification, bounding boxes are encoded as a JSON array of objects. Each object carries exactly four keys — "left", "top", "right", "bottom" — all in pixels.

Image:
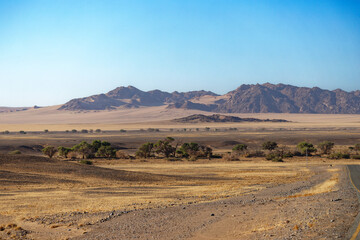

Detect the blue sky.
[{"left": 0, "top": 0, "right": 359, "bottom": 107}]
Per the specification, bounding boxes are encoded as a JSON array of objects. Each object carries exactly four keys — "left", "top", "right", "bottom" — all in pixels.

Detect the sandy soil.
[
  {"left": 0, "top": 105, "right": 360, "bottom": 131},
  {"left": 0, "top": 153, "right": 359, "bottom": 239}
]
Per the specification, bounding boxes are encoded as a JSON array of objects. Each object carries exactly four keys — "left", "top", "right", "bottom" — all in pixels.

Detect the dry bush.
[
  {"left": 116, "top": 150, "right": 130, "bottom": 159},
  {"left": 223, "top": 153, "right": 239, "bottom": 161}
]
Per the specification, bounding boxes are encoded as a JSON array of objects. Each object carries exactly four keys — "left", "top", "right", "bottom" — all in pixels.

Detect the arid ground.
[{"left": 1, "top": 111, "right": 360, "bottom": 239}]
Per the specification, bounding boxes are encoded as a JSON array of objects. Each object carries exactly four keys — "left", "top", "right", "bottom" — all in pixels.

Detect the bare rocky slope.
[
  {"left": 174, "top": 114, "right": 288, "bottom": 123},
  {"left": 58, "top": 83, "right": 360, "bottom": 114}
]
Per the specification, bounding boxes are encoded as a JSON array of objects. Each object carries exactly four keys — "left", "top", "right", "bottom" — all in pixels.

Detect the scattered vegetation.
[
  {"left": 19, "top": 130, "right": 26, "bottom": 134},
  {"left": 328, "top": 152, "right": 350, "bottom": 160},
  {"left": 42, "top": 146, "right": 57, "bottom": 158},
  {"left": 79, "top": 159, "right": 93, "bottom": 165},
  {"left": 9, "top": 150, "right": 21, "bottom": 155}
]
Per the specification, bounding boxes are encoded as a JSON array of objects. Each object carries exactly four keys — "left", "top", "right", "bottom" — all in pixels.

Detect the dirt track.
[{"left": 73, "top": 165, "right": 358, "bottom": 240}]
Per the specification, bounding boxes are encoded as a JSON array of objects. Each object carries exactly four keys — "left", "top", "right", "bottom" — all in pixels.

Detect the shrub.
[
  {"left": 245, "top": 150, "right": 265, "bottom": 158},
  {"left": 351, "top": 155, "right": 360, "bottom": 159},
  {"left": 3, "top": 130, "right": 10, "bottom": 134},
  {"left": 120, "top": 129, "right": 126, "bottom": 133},
  {"left": 205, "top": 127, "right": 210, "bottom": 131},
  {"left": 95, "top": 129, "right": 101, "bottom": 133},
  {"left": 42, "top": 146, "right": 57, "bottom": 158},
  {"left": 9, "top": 150, "right": 21, "bottom": 155},
  {"left": 19, "top": 130, "right": 26, "bottom": 134},
  {"left": 89, "top": 129, "right": 93, "bottom": 133},
  {"left": 271, "top": 157, "right": 284, "bottom": 162},
  {"left": 188, "top": 156, "right": 198, "bottom": 161},
  {"left": 232, "top": 144, "right": 248, "bottom": 152},
  {"left": 223, "top": 153, "right": 239, "bottom": 161},
  {"left": 71, "top": 129, "right": 77, "bottom": 133},
  {"left": 265, "top": 152, "right": 284, "bottom": 162},
  {"left": 81, "top": 129, "right": 88, "bottom": 133},
  {"left": 79, "top": 160, "right": 93, "bottom": 165},
  {"left": 328, "top": 152, "right": 350, "bottom": 159},
  {"left": 262, "top": 141, "right": 278, "bottom": 151},
  {"left": 44, "top": 129, "right": 49, "bottom": 133}
]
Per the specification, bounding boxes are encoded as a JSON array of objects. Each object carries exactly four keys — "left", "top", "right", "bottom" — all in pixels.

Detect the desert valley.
[{"left": 1, "top": 84, "right": 360, "bottom": 239}]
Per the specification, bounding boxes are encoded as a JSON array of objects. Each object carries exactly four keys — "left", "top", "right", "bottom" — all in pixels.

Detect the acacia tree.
[
  {"left": 154, "top": 137, "right": 176, "bottom": 158},
  {"left": 42, "top": 146, "right": 57, "bottom": 158},
  {"left": 177, "top": 142, "right": 200, "bottom": 158},
  {"left": 297, "top": 142, "right": 317, "bottom": 156},
  {"left": 57, "top": 146, "right": 71, "bottom": 158},
  {"left": 318, "top": 141, "right": 334, "bottom": 155},
  {"left": 72, "top": 141, "right": 93, "bottom": 159},
  {"left": 136, "top": 142, "right": 154, "bottom": 158},
  {"left": 96, "top": 145, "right": 116, "bottom": 158}
]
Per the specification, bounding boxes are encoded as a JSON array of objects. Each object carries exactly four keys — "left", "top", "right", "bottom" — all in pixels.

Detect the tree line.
[{"left": 42, "top": 138, "right": 360, "bottom": 162}]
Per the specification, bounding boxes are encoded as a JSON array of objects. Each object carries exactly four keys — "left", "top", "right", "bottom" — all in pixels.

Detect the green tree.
[
  {"left": 136, "top": 142, "right": 154, "bottom": 158},
  {"left": 318, "top": 141, "right": 335, "bottom": 155},
  {"left": 57, "top": 146, "right": 71, "bottom": 158},
  {"left": 42, "top": 146, "right": 57, "bottom": 158},
  {"left": 96, "top": 145, "right": 116, "bottom": 158},
  {"left": 232, "top": 144, "right": 248, "bottom": 153},
  {"left": 154, "top": 137, "right": 176, "bottom": 158},
  {"left": 177, "top": 142, "right": 200, "bottom": 158},
  {"left": 297, "top": 142, "right": 317, "bottom": 156},
  {"left": 262, "top": 141, "right": 278, "bottom": 151},
  {"left": 72, "top": 141, "right": 93, "bottom": 159}
]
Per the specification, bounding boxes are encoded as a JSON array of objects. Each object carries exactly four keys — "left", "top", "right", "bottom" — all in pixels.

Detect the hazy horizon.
[{"left": 1, "top": 0, "right": 359, "bottom": 107}]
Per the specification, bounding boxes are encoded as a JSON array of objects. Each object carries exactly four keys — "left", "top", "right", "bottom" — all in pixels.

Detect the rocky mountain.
[
  {"left": 59, "top": 83, "right": 360, "bottom": 114},
  {"left": 215, "top": 83, "right": 360, "bottom": 114},
  {"left": 59, "top": 86, "right": 218, "bottom": 111},
  {"left": 174, "top": 114, "right": 288, "bottom": 123}
]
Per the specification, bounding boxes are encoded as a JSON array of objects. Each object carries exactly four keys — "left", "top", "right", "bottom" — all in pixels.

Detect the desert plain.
[{"left": 1, "top": 108, "right": 360, "bottom": 239}]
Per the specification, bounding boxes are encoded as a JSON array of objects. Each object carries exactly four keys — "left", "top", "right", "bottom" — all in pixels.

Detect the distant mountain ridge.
[
  {"left": 174, "top": 114, "right": 288, "bottom": 123},
  {"left": 58, "top": 86, "right": 218, "bottom": 111},
  {"left": 59, "top": 83, "right": 360, "bottom": 114}
]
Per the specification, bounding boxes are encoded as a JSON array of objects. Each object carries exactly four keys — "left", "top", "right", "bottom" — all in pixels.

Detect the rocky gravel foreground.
[{"left": 73, "top": 165, "right": 359, "bottom": 240}]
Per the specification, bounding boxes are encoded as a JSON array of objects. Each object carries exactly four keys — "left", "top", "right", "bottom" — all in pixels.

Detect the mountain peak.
[{"left": 58, "top": 84, "right": 360, "bottom": 114}]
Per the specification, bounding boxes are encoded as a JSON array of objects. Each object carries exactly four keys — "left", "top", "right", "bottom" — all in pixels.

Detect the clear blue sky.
[{"left": 1, "top": 0, "right": 359, "bottom": 107}]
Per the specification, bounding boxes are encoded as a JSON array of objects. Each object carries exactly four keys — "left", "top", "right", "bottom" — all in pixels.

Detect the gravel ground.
[{"left": 72, "top": 165, "right": 359, "bottom": 240}]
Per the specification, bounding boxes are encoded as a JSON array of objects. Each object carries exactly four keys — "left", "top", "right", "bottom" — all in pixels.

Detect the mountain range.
[{"left": 59, "top": 83, "right": 360, "bottom": 114}]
